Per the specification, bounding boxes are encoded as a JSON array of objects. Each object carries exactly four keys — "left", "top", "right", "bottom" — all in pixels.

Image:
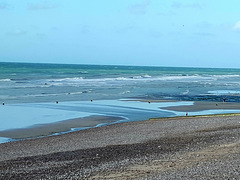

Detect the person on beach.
[{"left": 223, "top": 98, "right": 226, "bottom": 103}]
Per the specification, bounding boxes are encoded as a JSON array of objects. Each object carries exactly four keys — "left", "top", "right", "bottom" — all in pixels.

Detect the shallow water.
[
  {"left": 0, "top": 100, "right": 190, "bottom": 132},
  {"left": 1, "top": 100, "right": 240, "bottom": 143},
  {"left": 0, "top": 100, "right": 192, "bottom": 143}
]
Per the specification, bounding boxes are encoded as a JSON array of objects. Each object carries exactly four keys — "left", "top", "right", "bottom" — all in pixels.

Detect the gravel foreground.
[{"left": 0, "top": 115, "right": 240, "bottom": 179}]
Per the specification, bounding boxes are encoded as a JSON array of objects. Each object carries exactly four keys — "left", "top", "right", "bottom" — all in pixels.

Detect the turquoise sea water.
[
  {"left": 1, "top": 62, "right": 240, "bottom": 103},
  {"left": 1, "top": 62, "right": 240, "bottom": 143}
]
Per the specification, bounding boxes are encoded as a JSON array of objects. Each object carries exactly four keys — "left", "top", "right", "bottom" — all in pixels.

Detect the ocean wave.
[
  {"left": 211, "top": 75, "right": 240, "bottom": 78},
  {"left": 181, "top": 90, "right": 189, "bottom": 95},
  {"left": 141, "top": 74, "right": 151, "bottom": 78},
  {"left": 99, "top": 75, "right": 198, "bottom": 82},
  {"left": 44, "top": 75, "right": 152, "bottom": 83},
  {"left": 48, "top": 77, "right": 84, "bottom": 82},
  {"left": 0, "top": 95, "right": 14, "bottom": 99},
  {"left": 208, "top": 90, "right": 240, "bottom": 95},
  {"left": 3, "top": 75, "right": 210, "bottom": 88},
  {"left": 114, "top": 77, "right": 128, "bottom": 81},
  {"left": 152, "top": 75, "right": 212, "bottom": 81},
  {"left": 33, "top": 74, "right": 240, "bottom": 86},
  {"left": 78, "top": 71, "right": 88, "bottom": 74},
  {"left": 0, "top": 79, "right": 11, "bottom": 82},
  {"left": 8, "top": 90, "right": 92, "bottom": 99},
  {"left": 10, "top": 78, "right": 30, "bottom": 81},
  {"left": 23, "top": 93, "right": 64, "bottom": 98},
  {"left": 3, "top": 73, "right": 240, "bottom": 89},
  {"left": 68, "top": 91, "right": 84, "bottom": 95},
  {"left": 120, "top": 90, "right": 131, "bottom": 95}
]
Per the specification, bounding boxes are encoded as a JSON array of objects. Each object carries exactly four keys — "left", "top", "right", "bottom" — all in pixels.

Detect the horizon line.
[{"left": 0, "top": 61, "right": 239, "bottom": 70}]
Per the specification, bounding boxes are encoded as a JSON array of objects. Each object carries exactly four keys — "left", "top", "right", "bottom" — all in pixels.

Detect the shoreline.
[
  {"left": 1, "top": 100, "right": 240, "bottom": 143},
  {"left": 0, "top": 113, "right": 239, "bottom": 179},
  {"left": 0, "top": 115, "right": 124, "bottom": 140}
]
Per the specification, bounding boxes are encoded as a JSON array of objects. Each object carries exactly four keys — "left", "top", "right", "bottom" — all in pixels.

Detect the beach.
[
  {"left": 1, "top": 63, "right": 240, "bottom": 179},
  {"left": 1, "top": 100, "right": 240, "bottom": 141},
  {"left": 0, "top": 110, "right": 240, "bottom": 179},
  {"left": 2, "top": 1, "right": 240, "bottom": 177}
]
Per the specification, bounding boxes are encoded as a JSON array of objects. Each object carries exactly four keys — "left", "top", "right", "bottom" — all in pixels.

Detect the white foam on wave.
[
  {"left": 212, "top": 74, "right": 240, "bottom": 78},
  {"left": 154, "top": 75, "right": 212, "bottom": 81},
  {"left": 120, "top": 90, "right": 131, "bottom": 95},
  {"left": 50, "top": 77, "right": 84, "bottom": 82},
  {"left": 115, "top": 77, "right": 128, "bottom": 81},
  {"left": 68, "top": 91, "right": 84, "bottom": 95},
  {"left": 5, "top": 73, "right": 240, "bottom": 89},
  {"left": 0, "top": 79, "right": 11, "bottom": 82},
  {"left": 208, "top": 90, "right": 240, "bottom": 95},
  {"left": 182, "top": 90, "right": 190, "bottom": 95},
  {"left": 0, "top": 90, "right": 92, "bottom": 101},
  {"left": 142, "top": 74, "right": 151, "bottom": 78},
  {"left": 38, "top": 74, "right": 152, "bottom": 86},
  {"left": 152, "top": 74, "right": 240, "bottom": 82}
]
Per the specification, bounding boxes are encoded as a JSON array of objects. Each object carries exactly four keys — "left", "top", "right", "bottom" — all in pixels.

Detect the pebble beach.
[
  {"left": 2, "top": 5, "right": 240, "bottom": 179},
  {"left": 0, "top": 113, "right": 239, "bottom": 179}
]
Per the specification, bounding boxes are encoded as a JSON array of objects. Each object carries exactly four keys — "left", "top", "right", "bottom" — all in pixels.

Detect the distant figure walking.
[
  {"left": 186, "top": 112, "right": 188, "bottom": 116},
  {"left": 223, "top": 98, "right": 226, "bottom": 103}
]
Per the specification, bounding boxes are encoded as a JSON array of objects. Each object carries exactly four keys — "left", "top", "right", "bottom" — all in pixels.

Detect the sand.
[
  {"left": 0, "top": 112, "right": 240, "bottom": 179},
  {"left": 0, "top": 115, "right": 123, "bottom": 139},
  {"left": 161, "top": 101, "right": 240, "bottom": 112}
]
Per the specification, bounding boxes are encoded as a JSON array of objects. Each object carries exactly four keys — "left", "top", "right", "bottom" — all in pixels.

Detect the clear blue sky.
[{"left": 1, "top": 0, "right": 240, "bottom": 68}]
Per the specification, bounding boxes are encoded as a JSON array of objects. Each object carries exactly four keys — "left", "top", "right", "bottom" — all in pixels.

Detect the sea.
[
  {"left": 1, "top": 62, "right": 240, "bottom": 143},
  {"left": 1, "top": 62, "right": 240, "bottom": 103}
]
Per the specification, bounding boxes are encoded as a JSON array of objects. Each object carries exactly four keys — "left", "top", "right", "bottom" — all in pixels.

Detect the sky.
[{"left": 0, "top": 0, "right": 240, "bottom": 68}]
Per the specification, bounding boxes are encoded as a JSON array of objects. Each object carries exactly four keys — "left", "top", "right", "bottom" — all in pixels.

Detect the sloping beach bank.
[
  {"left": 162, "top": 101, "right": 240, "bottom": 112},
  {"left": 0, "top": 113, "right": 240, "bottom": 179}
]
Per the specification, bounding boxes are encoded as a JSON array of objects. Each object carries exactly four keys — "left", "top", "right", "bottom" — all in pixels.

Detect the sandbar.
[
  {"left": 0, "top": 115, "right": 123, "bottom": 139},
  {"left": 161, "top": 101, "right": 240, "bottom": 112}
]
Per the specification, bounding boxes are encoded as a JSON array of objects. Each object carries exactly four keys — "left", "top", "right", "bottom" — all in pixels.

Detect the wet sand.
[
  {"left": 0, "top": 113, "right": 240, "bottom": 179},
  {"left": 0, "top": 116, "right": 123, "bottom": 139},
  {"left": 161, "top": 101, "right": 240, "bottom": 112}
]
